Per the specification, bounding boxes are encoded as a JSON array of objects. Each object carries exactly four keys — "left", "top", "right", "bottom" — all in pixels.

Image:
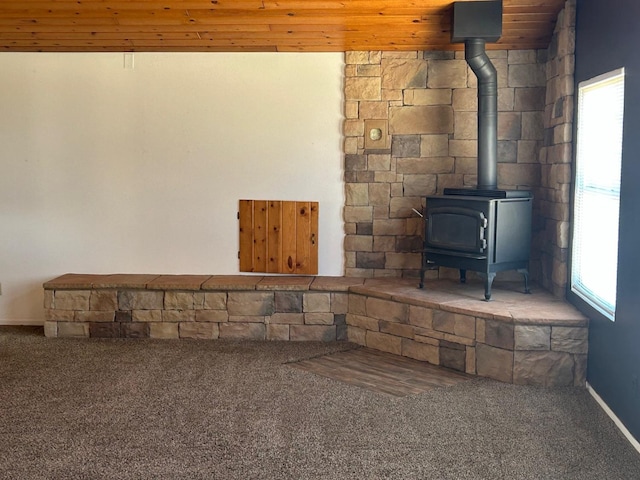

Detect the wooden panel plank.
[
  {"left": 0, "top": 17, "right": 118, "bottom": 26},
  {"left": 267, "top": 200, "right": 282, "bottom": 274},
  {"left": 0, "top": 31, "right": 205, "bottom": 40},
  {"left": 112, "top": 14, "right": 436, "bottom": 27},
  {"left": 291, "top": 347, "right": 472, "bottom": 396},
  {"left": 238, "top": 200, "right": 254, "bottom": 272},
  {"left": 309, "top": 202, "right": 319, "bottom": 275},
  {"left": 0, "top": 1, "right": 265, "bottom": 10},
  {"left": 295, "top": 202, "right": 311, "bottom": 274},
  {"left": 0, "top": 8, "right": 447, "bottom": 19},
  {"left": 3, "top": 33, "right": 550, "bottom": 49},
  {"left": 310, "top": 355, "right": 428, "bottom": 393},
  {"left": 358, "top": 348, "right": 464, "bottom": 378},
  {"left": 0, "top": 28, "right": 457, "bottom": 40},
  {"left": 253, "top": 200, "right": 268, "bottom": 273},
  {"left": 0, "top": 24, "right": 272, "bottom": 33},
  {"left": 6, "top": 42, "right": 552, "bottom": 52},
  {"left": 348, "top": 349, "right": 469, "bottom": 384},
  {"left": 291, "top": 359, "right": 418, "bottom": 396},
  {"left": 5, "top": 45, "right": 280, "bottom": 52},
  {"left": 281, "top": 201, "right": 297, "bottom": 274}
]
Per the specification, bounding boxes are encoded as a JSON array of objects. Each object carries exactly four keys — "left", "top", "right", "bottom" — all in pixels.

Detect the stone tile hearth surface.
[{"left": 356, "top": 278, "right": 588, "bottom": 326}]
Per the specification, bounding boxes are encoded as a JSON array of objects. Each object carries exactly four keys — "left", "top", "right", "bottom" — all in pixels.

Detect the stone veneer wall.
[
  {"left": 343, "top": 0, "right": 576, "bottom": 296},
  {"left": 343, "top": 48, "right": 546, "bottom": 280},
  {"left": 537, "top": 0, "right": 576, "bottom": 297}
]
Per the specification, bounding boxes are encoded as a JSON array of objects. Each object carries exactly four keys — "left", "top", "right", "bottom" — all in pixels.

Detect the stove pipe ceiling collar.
[{"left": 451, "top": 1, "right": 503, "bottom": 191}]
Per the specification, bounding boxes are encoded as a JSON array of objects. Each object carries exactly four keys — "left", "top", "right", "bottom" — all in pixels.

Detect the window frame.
[{"left": 568, "top": 68, "right": 625, "bottom": 322}]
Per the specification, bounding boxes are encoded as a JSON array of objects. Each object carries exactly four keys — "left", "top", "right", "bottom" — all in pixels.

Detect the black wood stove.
[
  {"left": 420, "top": 188, "right": 532, "bottom": 300},
  {"left": 419, "top": 1, "right": 533, "bottom": 300}
]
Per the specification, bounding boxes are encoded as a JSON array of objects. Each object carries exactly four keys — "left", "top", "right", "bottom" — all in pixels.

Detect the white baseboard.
[
  {"left": 0, "top": 319, "right": 44, "bottom": 326},
  {"left": 587, "top": 382, "right": 640, "bottom": 454}
]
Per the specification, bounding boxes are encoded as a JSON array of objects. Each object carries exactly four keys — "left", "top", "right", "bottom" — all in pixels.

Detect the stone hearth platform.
[
  {"left": 347, "top": 277, "right": 588, "bottom": 387},
  {"left": 43, "top": 274, "right": 588, "bottom": 387}
]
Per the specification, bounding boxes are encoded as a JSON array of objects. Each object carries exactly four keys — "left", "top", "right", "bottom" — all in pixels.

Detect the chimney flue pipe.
[{"left": 465, "top": 38, "right": 498, "bottom": 191}]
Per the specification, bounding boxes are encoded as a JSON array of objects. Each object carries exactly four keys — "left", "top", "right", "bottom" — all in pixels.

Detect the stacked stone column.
[{"left": 538, "top": 0, "right": 576, "bottom": 297}]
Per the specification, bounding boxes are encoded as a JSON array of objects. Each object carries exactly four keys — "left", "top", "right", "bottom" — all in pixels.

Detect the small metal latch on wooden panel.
[{"left": 238, "top": 200, "right": 318, "bottom": 274}]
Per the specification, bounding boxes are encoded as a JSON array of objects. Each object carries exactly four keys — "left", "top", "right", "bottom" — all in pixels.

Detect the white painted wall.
[{"left": 0, "top": 52, "right": 345, "bottom": 324}]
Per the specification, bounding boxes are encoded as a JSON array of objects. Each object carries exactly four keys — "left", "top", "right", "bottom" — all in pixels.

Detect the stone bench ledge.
[
  {"left": 43, "top": 274, "right": 587, "bottom": 327},
  {"left": 42, "top": 273, "right": 588, "bottom": 386},
  {"left": 43, "top": 273, "right": 366, "bottom": 293}
]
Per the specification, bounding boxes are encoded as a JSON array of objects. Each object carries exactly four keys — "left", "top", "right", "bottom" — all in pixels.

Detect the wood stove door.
[{"left": 426, "top": 206, "right": 488, "bottom": 255}]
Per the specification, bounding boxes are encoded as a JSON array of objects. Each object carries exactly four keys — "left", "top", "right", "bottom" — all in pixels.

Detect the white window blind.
[{"left": 571, "top": 68, "right": 625, "bottom": 321}]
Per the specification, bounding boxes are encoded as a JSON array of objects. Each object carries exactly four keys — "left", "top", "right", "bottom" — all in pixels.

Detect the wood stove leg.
[
  {"left": 484, "top": 272, "right": 496, "bottom": 301},
  {"left": 517, "top": 268, "right": 531, "bottom": 294},
  {"left": 459, "top": 269, "right": 467, "bottom": 284}
]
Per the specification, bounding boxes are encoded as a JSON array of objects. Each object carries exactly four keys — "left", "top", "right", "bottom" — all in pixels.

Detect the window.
[{"left": 571, "top": 68, "right": 625, "bottom": 321}]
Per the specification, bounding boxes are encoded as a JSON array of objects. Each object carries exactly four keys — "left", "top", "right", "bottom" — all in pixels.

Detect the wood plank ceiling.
[{"left": 0, "top": 0, "right": 566, "bottom": 52}]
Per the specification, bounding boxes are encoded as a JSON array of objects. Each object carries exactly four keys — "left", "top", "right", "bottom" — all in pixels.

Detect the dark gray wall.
[{"left": 573, "top": 0, "right": 640, "bottom": 440}]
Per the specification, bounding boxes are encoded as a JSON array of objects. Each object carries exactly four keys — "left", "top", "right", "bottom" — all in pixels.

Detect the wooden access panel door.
[{"left": 239, "top": 200, "right": 318, "bottom": 274}]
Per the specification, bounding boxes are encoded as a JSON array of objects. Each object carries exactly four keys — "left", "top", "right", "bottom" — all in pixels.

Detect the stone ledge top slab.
[
  {"left": 256, "top": 276, "right": 314, "bottom": 291},
  {"left": 44, "top": 274, "right": 364, "bottom": 293},
  {"left": 94, "top": 274, "right": 161, "bottom": 289},
  {"left": 43, "top": 273, "right": 108, "bottom": 289},
  {"left": 350, "top": 278, "right": 418, "bottom": 300},
  {"left": 43, "top": 273, "right": 162, "bottom": 290},
  {"left": 146, "top": 275, "right": 213, "bottom": 291},
  {"left": 310, "top": 276, "right": 366, "bottom": 292},
  {"left": 506, "top": 303, "right": 589, "bottom": 326},
  {"left": 201, "top": 275, "right": 263, "bottom": 291}
]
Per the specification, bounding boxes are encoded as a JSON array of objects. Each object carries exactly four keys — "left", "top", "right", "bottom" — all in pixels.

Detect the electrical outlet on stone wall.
[{"left": 364, "top": 119, "right": 390, "bottom": 150}]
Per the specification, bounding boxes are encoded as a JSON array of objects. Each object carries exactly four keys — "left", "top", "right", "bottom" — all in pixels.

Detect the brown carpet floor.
[{"left": 1, "top": 326, "right": 639, "bottom": 480}]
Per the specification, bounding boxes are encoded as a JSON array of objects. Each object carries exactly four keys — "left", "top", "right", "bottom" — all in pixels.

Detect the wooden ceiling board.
[{"left": 0, "top": 0, "right": 566, "bottom": 52}]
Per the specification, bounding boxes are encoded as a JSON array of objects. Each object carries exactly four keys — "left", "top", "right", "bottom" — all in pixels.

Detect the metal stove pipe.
[{"left": 465, "top": 38, "right": 498, "bottom": 191}]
